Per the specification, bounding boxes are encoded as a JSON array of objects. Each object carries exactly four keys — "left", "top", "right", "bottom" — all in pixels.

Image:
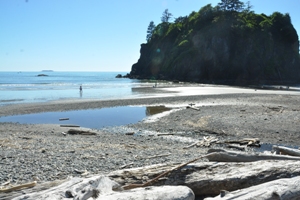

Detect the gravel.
[{"left": 1, "top": 92, "right": 300, "bottom": 186}]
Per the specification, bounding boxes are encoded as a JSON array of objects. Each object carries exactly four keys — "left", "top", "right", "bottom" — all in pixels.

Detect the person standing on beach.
[{"left": 79, "top": 85, "right": 82, "bottom": 91}]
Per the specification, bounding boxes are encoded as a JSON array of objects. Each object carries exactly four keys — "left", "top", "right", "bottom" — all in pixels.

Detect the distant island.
[
  {"left": 37, "top": 74, "right": 49, "bottom": 77},
  {"left": 129, "top": 0, "right": 300, "bottom": 85},
  {"left": 41, "top": 70, "right": 54, "bottom": 72}
]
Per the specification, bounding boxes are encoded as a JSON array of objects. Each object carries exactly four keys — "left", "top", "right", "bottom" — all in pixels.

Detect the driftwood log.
[
  {"left": 5, "top": 150, "right": 300, "bottom": 199},
  {"left": 60, "top": 125, "right": 80, "bottom": 127},
  {"left": 109, "top": 153, "right": 300, "bottom": 196},
  {"left": 12, "top": 176, "right": 194, "bottom": 200},
  {"left": 67, "top": 129, "right": 97, "bottom": 135},
  {"left": 206, "top": 149, "right": 300, "bottom": 162},
  {"left": 273, "top": 145, "right": 300, "bottom": 157},
  {"left": 0, "top": 181, "right": 36, "bottom": 193},
  {"left": 204, "top": 176, "right": 300, "bottom": 200},
  {"left": 183, "top": 136, "right": 218, "bottom": 149},
  {"left": 222, "top": 138, "right": 260, "bottom": 147}
]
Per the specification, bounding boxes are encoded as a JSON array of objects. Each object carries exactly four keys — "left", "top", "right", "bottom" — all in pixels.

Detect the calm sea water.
[{"left": 0, "top": 71, "right": 152, "bottom": 105}]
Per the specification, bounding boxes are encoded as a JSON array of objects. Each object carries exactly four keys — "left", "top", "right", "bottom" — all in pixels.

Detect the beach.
[{"left": 1, "top": 86, "right": 300, "bottom": 193}]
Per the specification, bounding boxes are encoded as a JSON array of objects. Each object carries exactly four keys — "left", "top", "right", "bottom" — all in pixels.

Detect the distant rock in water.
[
  {"left": 41, "top": 70, "right": 53, "bottom": 72},
  {"left": 130, "top": 4, "right": 300, "bottom": 85},
  {"left": 37, "top": 74, "right": 48, "bottom": 77},
  {"left": 116, "top": 73, "right": 130, "bottom": 78}
]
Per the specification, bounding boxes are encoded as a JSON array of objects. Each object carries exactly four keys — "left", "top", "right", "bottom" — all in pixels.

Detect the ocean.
[{"left": 0, "top": 71, "right": 154, "bottom": 106}]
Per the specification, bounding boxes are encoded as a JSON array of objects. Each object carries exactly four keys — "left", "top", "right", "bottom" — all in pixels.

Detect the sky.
[{"left": 1, "top": 0, "right": 300, "bottom": 72}]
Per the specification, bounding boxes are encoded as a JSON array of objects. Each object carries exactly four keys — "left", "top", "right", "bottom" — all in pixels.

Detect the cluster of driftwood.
[{"left": 2, "top": 145, "right": 300, "bottom": 200}]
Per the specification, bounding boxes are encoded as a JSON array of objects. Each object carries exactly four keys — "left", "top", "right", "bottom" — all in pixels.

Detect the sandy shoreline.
[
  {"left": 1, "top": 86, "right": 300, "bottom": 194},
  {"left": 1, "top": 85, "right": 299, "bottom": 117}
]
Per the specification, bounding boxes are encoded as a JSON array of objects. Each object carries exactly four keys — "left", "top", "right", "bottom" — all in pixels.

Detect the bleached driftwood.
[
  {"left": 204, "top": 176, "right": 300, "bottom": 200},
  {"left": 121, "top": 156, "right": 205, "bottom": 190},
  {"left": 223, "top": 138, "right": 260, "bottom": 147},
  {"left": 226, "top": 144, "right": 246, "bottom": 151},
  {"left": 183, "top": 136, "right": 218, "bottom": 149},
  {"left": 0, "top": 181, "right": 36, "bottom": 193},
  {"left": 12, "top": 176, "right": 194, "bottom": 200},
  {"left": 120, "top": 162, "right": 134, "bottom": 169},
  {"left": 98, "top": 185, "right": 194, "bottom": 200},
  {"left": 13, "top": 176, "right": 118, "bottom": 200},
  {"left": 205, "top": 149, "right": 300, "bottom": 162},
  {"left": 67, "top": 129, "right": 97, "bottom": 135},
  {"left": 273, "top": 145, "right": 300, "bottom": 157},
  {"left": 186, "top": 106, "right": 200, "bottom": 111},
  {"left": 60, "top": 124, "right": 80, "bottom": 127},
  {"left": 109, "top": 160, "right": 300, "bottom": 196}
]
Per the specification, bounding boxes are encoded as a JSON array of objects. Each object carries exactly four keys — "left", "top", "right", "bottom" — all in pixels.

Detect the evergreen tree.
[
  {"left": 146, "top": 21, "right": 156, "bottom": 42},
  {"left": 161, "top": 9, "right": 173, "bottom": 23},
  {"left": 217, "top": 0, "right": 244, "bottom": 12}
]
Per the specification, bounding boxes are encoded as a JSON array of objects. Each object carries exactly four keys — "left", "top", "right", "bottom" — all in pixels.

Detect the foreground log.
[
  {"left": 13, "top": 176, "right": 194, "bottom": 200},
  {"left": 109, "top": 160, "right": 300, "bottom": 196},
  {"left": 273, "top": 145, "right": 300, "bottom": 157},
  {"left": 206, "top": 149, "right": 300, "bottom": 162},
  {"left": 0, "top": 181, "right": 36, "bottom": 193},
  {"left": 204, "top": 176, "right": 300, "bottom": 200}
]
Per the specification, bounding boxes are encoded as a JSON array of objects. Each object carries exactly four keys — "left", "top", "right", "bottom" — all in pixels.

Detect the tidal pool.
[{"left": 0, "top": 106, "right": 172, "bottom": 129}]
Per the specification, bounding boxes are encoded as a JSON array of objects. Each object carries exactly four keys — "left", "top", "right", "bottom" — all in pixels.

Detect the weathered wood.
[
  {"left": 99, "top": 186, "right": 195, "bottom": 200},
  {"left": 204, "top": 176, "right": 300, "bottom": 200},
  {"left": 67, "top": 129, "right": 97, "bottom": 135},
  {"left": 60, "top": 124, "right": 80, "bottom": 127},
  {"left": 122, "top": 155, "right": 206, "bottom": 190},
  {"left": 205, "top": 150, "right": 300, "bottom": 162},
  {"left": 273, "top": 145, "right": 300, "bottom": 157},
  {"left": 109, "top": 160, "right": 300, "bottom": 196},
  {"left": 125, "top": 132, "right": 135, "bottom": 135},
  {"left": 0, "top": 181, "right": 36, "bottom": 193},
  {"left": 223, "top": 138, "right": 260, "bottom": 146},
  {"left": 12, "top": 176, "right": 194, "bottom": 200},
  {"left": 59, "top": 118, "right": 69, "bottom": 121},
  {"left": 13, "top": 176, "right": 117, "bottom": 200},
  {"left": 120, "top": 162, "right": 134, "bottom": 169},
  {"left": 183, "top": 136, "right": 218, "bottom": 149},
  {"left": 186, "top": 106, "right": 200, "bottom": 111},
  {"left": 183, "top": 141, "right": 199, "bottom": 149},
  {"left": 226, "top": 144, "right": 246, "bottom": 151}
]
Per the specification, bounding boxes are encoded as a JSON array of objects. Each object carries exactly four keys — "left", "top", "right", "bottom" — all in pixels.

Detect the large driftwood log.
[
  {"left": 204, "top": 176, "right": 300, "bottom": 200},
  {"left": 13, "top": 176, "right": 120, "bottom": 200},
  {"left": 206, "top": 149, "right": 300, "bottom": 162},
  {"left": 109, "top": 160, "right": 300, "bottom": 196},
  {"left": 12, "top": 176, "right": 194, "bottom": 200},
  {"left": 273, "top": 145, "right": 300, "bottom": 157}
]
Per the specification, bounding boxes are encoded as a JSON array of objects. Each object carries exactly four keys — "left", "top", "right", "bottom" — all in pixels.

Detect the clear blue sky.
[{"left": 1, "top": 0, "right": 299, "bottom": 72}]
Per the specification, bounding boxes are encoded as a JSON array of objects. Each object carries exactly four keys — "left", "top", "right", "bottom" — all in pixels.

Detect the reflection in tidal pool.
[{"left": 0, "top": 106, "right": 172, "bottom": 129}]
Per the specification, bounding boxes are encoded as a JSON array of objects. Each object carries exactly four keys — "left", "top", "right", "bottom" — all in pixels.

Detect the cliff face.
[{"left": 130, "top": 7, "right": 300, "bottom": 85}]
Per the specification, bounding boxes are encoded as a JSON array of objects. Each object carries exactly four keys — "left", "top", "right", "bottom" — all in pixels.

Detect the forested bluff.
[{"left": 128, "top": 1, "right": 300, "bottom": 85}]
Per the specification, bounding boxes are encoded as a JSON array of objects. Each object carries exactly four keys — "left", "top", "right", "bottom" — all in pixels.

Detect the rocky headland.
[{"left": 129, "top": 3, "right": 300, "bottom": 85}]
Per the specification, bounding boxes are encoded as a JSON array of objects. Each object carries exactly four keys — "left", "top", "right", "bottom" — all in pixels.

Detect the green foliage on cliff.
[{"left": 131, "top": 1, "right": 300, "bottom": 84}]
